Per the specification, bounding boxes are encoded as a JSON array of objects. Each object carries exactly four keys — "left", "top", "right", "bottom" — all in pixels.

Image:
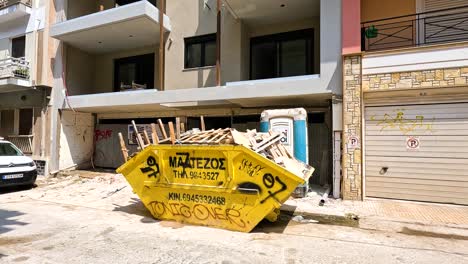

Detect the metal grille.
[
  {"left": 361, "top": 5, "right": 468, "bottom": 51},
  {"left": 6, "top": 135, "right": 33, "bottom": 154},
  {"left": 0, "top": 57, "right": 30, "bottom": 80}
]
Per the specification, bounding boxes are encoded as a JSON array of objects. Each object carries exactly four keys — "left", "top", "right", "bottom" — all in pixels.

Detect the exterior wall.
[
  {"left": 66, "top": 45, "right": 159, "bottom": 95},
  {"left": 362, "top": 45, "right": 468, "bottom": 75},
  {"left": 363, "top": 67, "right": 468, "bottom": 92},
  {"left": 94, "top": 45, "right": 159, "bottom": 92},
  {"left": 342, "top": 0, "right": 361, "bottom": 55},
  {"left": 66, "top": 45, "right": 95, "bottom": 95},
  {"left": 361, "top": 0, "right": 416, "bottom": 21},
  {"left": 164, "top": 0, "right": 237, "bottom": 89},
  {"left": 0, "top": 38, "right": 10, "bottom": 59},
  {"left": 67, "top": 0, "right": 95, "bottom": 19},
  {"left": 164, "top": 1, "right": 321, "bottom": 90},
  {"left": 342, "top": 55, "right": 363, "bottom": 200},
  {"left": 58, "top": 110, "right": 94, "bottom": 170}
]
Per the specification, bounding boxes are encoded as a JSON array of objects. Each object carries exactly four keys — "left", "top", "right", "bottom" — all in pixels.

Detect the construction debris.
[{"left": 120, "top": 117, "right": 314, "bottom": 182}]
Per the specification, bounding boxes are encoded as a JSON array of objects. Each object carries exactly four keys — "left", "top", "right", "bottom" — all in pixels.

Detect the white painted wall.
[
  {"left": 363, "top": 45, "right": 468, "bottom": 75},
  {"left": 58, "top": 111, "right": 95, "bottom": 170}
]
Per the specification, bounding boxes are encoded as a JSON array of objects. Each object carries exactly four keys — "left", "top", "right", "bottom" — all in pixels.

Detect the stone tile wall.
[
  {"left": 342, "top": 55, "right": 362, "bottom": 200},
  {"left": 363, "top": 67, "right": 468, "bottom": 91}
]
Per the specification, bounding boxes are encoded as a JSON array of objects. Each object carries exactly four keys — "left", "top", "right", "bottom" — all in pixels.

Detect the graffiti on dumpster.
[
  {"left": 260, "top": 173, "right": 287, "bottom": 204},
  {"left": 148, "top": 200, "right": 246, "bottom": 228},
  {"left": 238, "top": 158, "right": 265, "bottom": 177},
  {"left": 168, "top": 152, "right": 226, "bottom": 181},
  {"left": 140, "top": 156, "right": 160, "bottom": 178}
]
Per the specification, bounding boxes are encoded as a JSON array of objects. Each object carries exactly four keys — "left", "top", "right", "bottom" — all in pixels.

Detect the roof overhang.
[{"left": 50, "top": 1, "right": 171, "bottom": 54}]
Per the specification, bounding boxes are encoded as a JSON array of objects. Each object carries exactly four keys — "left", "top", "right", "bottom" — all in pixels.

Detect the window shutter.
[{"left": 423, "top": 0, "right": 468, "bottom": 12}]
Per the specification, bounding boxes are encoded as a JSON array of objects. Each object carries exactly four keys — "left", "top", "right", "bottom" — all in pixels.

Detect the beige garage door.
[{"left": 365, "top": 103, "right": 468, "bottom": 205}]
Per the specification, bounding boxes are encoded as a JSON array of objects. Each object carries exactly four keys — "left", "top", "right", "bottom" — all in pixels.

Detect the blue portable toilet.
[{"left": 260, "top": 108, "right": 309, "bottom": 197}]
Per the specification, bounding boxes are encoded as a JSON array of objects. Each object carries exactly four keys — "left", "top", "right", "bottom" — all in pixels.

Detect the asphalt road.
[{"left": 0, "top": 174, "right": 467, "bottom": 264}]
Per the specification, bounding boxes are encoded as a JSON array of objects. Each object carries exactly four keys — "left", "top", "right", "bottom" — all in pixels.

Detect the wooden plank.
[
  {"left": 200, "top": 116, "right": 206, "bottom": 131},
  {"left": 176, "top": 117, "right": 181, "bottom": 139},
  {"left": 131, "top": 120, "right": 145, "bottom": 149},
  {"left": 255, "top": 134, "right": 282, "bottom": 152},
  {"left": 158, "top": 119, "right": 168, "bottom": 139},
  {"left": 231, "top": 129, "right": 251, "bottom": 148},
  {"left": 118, "top": 132, "right": 128, "bottom": 161},
  {"left": 168, "top": 122, "right": 176, "bottom": 145},
  {"left": 151, "top": 123, "right": 159, "bottom": 145},
  {"left": 181, "top": 122, "right": 186, "bottom": 133},
  {"left": 143, "top": 130, "right": 151, "bottom": 146}
]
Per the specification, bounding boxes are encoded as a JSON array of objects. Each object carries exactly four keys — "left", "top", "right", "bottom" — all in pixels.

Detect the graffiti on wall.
[
  {"left": 371, "top": 109, "right": 434, "bottom": 134},
  {"left": 95, "top": 129, "right": 113, "bottom": 142}
]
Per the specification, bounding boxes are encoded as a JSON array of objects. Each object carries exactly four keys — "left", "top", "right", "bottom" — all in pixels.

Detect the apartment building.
[
  {"left": 342, "top": 0, "right": 468, "bottom": 205},
  {"left": 0, "top": 0, "right": 48, "bottom": 175},
  {"left": 45, "top": 0, "right": 343, "bottom": 196}
]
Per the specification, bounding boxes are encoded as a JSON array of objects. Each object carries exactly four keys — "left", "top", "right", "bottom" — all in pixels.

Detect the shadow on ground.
[
  {"left": 0, "top": 209, "right": 28, "bottom": 235},
  {"left": 112, "top": 197, "right": 158, "bottom": 223}
]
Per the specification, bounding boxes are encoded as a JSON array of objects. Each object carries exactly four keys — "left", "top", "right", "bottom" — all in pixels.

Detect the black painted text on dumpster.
[{"left": 168, "top": 152, "right": 227, "bottom": 182}]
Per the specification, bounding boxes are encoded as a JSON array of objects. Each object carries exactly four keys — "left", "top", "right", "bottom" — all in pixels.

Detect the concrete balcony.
[
  {"left": 50, "top": 0, "right": 171, "bottom": 54},
  {"left": 0, "top": 0, "right": 32, "bottom": 23},
  {"left": 0, "top": 57, "right": 32, "bottom": 93}
]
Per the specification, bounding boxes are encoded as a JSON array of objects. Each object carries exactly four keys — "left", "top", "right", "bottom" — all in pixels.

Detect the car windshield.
[{"left": 0, "top": 142, "right": 22, "bottom": 156}]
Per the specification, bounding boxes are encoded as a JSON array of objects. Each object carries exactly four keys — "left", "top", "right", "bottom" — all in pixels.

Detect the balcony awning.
[
  {"left": 0, "top": 0, "right": 31, "bottom": 24},
  {"left": 50, "top": 1, "right": 171, "bottom": 54},
  {"left": 63, "top": 75, "right": 332, "bottom": 113},
  {"left": 0, "top": 78, "right": 31, "bottom": 93}
]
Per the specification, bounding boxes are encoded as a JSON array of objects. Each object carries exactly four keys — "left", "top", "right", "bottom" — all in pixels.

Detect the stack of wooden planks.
[{"left": 118, "top": 116, "right": 314, "bottom": 181}]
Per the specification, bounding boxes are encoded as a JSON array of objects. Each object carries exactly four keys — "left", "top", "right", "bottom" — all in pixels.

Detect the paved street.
[{"left": 0, "top": 171, "right": 467, "bottom": 264}]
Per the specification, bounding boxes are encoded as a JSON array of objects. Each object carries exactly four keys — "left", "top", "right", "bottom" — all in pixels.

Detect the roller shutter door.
[{"left": 365, "top": 103, "right": 468, "bottom": 205}]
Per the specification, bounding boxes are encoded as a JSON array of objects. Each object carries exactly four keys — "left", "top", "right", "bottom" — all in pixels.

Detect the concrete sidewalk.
[{"left": 282, "top": 187, "right": 468, "bottom": 238}]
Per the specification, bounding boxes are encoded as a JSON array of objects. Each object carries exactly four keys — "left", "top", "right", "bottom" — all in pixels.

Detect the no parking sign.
[{"left": 406, "top": 136, "right": 420, "bottom": 150}]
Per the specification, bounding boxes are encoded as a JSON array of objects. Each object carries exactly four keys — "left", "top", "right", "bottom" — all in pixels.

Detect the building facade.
[
  {"left": 44, "top": 0, "right": 344, "bottom": 197},
  {"left": 3, "top": 0, "right": 466, "bottom": 204},
  {"left": 0, "top": 0, "right": 49, "bottom": 175},
  {"left": 342, "top": 0, "right": 468, "bottom": 205}
]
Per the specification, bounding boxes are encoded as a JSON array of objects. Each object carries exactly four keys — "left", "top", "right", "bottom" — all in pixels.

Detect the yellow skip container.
[{"left": 117, "top": 145, "right": 305, "bottom": 232}]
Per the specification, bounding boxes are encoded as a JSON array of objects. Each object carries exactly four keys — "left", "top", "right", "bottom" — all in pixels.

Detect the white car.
[{"left": 0, "top": 137, "right": 37, "bottom": 188}]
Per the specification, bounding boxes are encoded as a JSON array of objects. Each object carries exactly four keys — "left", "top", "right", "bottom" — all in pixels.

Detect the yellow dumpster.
[{"left": 117, "top": 145, "right": 306, "bottom": 232}]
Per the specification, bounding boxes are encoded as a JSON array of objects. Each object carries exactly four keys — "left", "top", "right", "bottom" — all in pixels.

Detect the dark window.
[
  {"left": 250, "top": 29, "right": 314, "bottom": 80},
  {"left": 116, "top": 0, "right": 156, "bottom": 7},
  {"left": 114, "top": 53, "right": 155, "bottom": 91},
  {"left": 12, "top": 36, "right": 26, "bottom": 58},
  {"left": 19, "top": 109, "right": 33, "bottom": 135},
  {"left": 185, "top": 34, "right": 217, "bottom": 68}
]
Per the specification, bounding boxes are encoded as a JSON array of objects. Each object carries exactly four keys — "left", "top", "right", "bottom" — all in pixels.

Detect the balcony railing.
[
  {"left": 6, "top": 135, "right": 33, "bottom": 155},
  {"left": 0, "top": 0, "right": 32, "bottom": 8},
  {"left": 361, "top": 5, "right": 468, "bottom": 52},
  {"left": 0, "top": 57, "right": 30, "bottom": 80}
]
